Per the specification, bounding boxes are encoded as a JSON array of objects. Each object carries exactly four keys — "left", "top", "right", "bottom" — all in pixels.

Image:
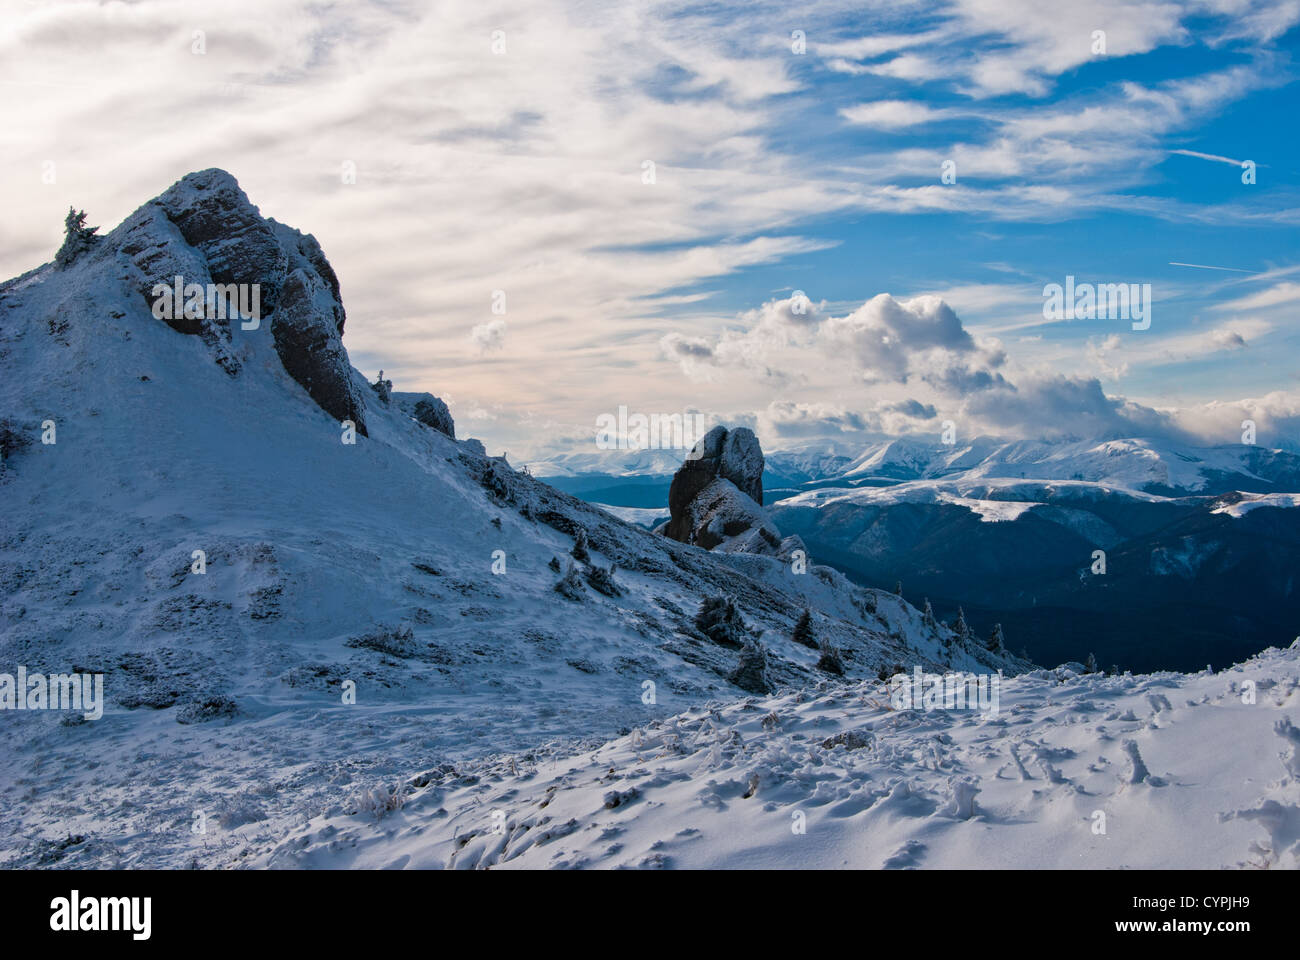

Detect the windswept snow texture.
[{"left": 260, "top": 643, "right": 1300, "bottom": 869}]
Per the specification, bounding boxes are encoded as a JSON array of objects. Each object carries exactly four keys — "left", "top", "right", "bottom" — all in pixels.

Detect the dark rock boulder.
[
  {"left": 660, "top": 425, "right": 803, "bottom": 557},
  {"left": 667, "top": 426, "right": 763, "bottom": 525},
  {"left": 394, "top": 391, "right": 455, "bottom": 438},
  {"left": 665, "top": 425, "right": 764, "bottom": 543}
]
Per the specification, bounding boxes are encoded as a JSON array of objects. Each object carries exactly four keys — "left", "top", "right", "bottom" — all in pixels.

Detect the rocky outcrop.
[
  {"left": 267, "top": 221, "right": 366, "bottom": 434},
  {"left": 667, "top": 427, "right": 763, "bottom": 532},
  {"left": 394, "top": 391, "right": 455, "bottom": 439},
  {"left": 107, "top": 169, "right": 367, "bottom": 434},
  {"left": 661, "top": 425, "right": 802, "bottom": 558}
]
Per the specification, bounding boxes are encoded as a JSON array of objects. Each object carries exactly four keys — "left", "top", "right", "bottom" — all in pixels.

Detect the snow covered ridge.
[
  {"left": 259, "top": 642, "right": 1300, "bottom": 869},
  {"left": 0, "top": 171, "right": 1035, "bottom": 868}
]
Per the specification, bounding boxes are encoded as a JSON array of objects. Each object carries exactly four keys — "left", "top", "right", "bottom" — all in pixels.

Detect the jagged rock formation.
[
  {"left": 668, "top": 426, "right": 763, "bottom": 522},
  {"left": 394, "top": 391, "right": 455, "bottom": 438},
  {"left": 112, "top": 168, "right": 367, "bottom": 432},
  {"left": 660, "top": 425, "right": 803, "bottom": 558}
]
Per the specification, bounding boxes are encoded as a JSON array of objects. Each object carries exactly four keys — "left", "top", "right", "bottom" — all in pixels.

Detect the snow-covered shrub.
[
  {"left": 571, "top": 527, "right": 591, "bottom": 562},
  {"left": 952, "top": 607, "right": 972, "bottom": 646},
  {"left": 353, "top": 781, "right": 408, "bottom": 821},
  {"left": 694, "top": 594, "right": 747, "bottom": 648},
  {"left": 481, "top": 458, "right": 512, "bottom": 501},
  {"left": 729, "top": 639, "right": 771, "bottom": 694},
  {"left": 55, "top": 207, "right": 100, "bottom": 268},
  {"left": 0, "top": 418, "right": 31, "bottom": 465},
  {"left": 792, "top": 608, "right": 817, "bottom": 649},
  {"left": 346, "top": 623, "right": 419, "bottom": 658},
  {"left": 370, "top": 370, "right": 393, "bottom": 404},
  {"left": 816, "top": 641, "right": 844, "bottom": 676},
  {"left": 554, "top": 563, "right": 585, "bottom": 601},
  {"left": 922, "top": 598, "right": 937, "bottom": 631},
  {"left": 584, "top": 563, "right": 622, "bottom": 597},
  {"left": 215, "top": 792, "right": 268, "bottom": 829},
  {"left": 176, "top": 696, "right": 239, "bottom": 725}
]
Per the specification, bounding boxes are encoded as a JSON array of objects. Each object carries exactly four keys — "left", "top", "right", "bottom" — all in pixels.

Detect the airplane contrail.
[{"left": 1168, "top": 261, "right": 1255, "bottom": 273}]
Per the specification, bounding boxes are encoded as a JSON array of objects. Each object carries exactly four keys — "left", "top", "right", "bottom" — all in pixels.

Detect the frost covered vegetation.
[{"left": 0, "top": 171, "right": 1295, "bottom": 869}]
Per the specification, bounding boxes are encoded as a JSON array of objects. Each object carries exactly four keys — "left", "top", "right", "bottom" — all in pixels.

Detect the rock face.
[
  {"left": 662, "top": 425, "right": 802, "bottom": 558},
  {"left": 109, "top": 168, "right": 367, "bottom": 434},
  {"left": 668, "top": 426, "right": 763, "bottom": 524},
  {"left": 665, "top": 426, "right": 763, "bottom": 541},
  {"left": 394, "top": 391, "right": 455, "bottom": 439}
]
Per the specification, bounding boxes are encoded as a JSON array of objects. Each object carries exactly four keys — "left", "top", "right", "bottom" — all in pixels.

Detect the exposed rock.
[
  {"left": 660, "top": 476, "right": 800, "bottom": 558},
  {"left": 660, "top": 425, "right": 796, "bottom": 555},
  {"left": 667, "top": 427, "right": 763, "bottom": 532},
  {"left": 394, "top": 391, "right": 455, "bottom": 438},
  {"left": 156, "top": 169, "right": 290, "bottom": 314},
  {"left": 105, "top": 169, "right": 366, "bottom": 431},
  {"left": 267, "top": 221, "right": 366, "bottom": 435}
]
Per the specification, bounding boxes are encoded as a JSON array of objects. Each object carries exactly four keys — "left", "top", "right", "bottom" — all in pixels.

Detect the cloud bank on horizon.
[{"left": 2, "top": 0, "right": 1299, "bottom": 458}]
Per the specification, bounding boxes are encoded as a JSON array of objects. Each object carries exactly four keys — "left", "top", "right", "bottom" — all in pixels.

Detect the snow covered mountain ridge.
[{"left": 0, "top": 171, "right": 1035, "bottom": 868}]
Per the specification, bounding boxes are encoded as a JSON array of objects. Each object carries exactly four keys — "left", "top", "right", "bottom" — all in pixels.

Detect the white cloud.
[
  {"left": 839, "top": 100, "right": 953, "bottom": 128},
  {"left": 470, "top": 318, "right": 508, "bottom": 352}
]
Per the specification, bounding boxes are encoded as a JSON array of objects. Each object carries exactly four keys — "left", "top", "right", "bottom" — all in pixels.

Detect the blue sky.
[{"left": 2, "top": 0, "right": 1298, "bottom": 456}]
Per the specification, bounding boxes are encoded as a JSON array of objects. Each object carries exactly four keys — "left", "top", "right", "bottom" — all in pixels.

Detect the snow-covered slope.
[
  {"left": 0, "top": 171, "right": 1029, "bottom": 868},
  {"left": 258, "top": 641, "right": 1300, "bottom": 869}
]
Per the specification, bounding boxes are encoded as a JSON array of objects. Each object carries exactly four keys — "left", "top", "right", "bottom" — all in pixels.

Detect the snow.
[
  {"left": 1212, "top": 493, "right": 1300, "bottom": 518},
  {"left": 258, "top": 642, "right": 1300, "bottom": 869},
  {"left": 0, "top": 174, "right": 1027, "bottom": 868},
  {"left": 3, "top": 171, "right": 1291, "bottom": 870},
  {"left": 592, "top": 503, "right": 670, "bottom": 528}
]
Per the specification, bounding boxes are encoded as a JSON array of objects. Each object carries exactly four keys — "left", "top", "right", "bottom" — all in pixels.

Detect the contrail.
[
  {"left": 1168, "top": 261, "right": 1255, "bottom": 273},
  {"left": 1170, "top": 149, "right": 1244, "bottom": 166}
]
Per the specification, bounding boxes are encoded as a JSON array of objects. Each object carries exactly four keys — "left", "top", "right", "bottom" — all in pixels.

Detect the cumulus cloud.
[{"left": 657, "top": 286, "right": 1294, "bottom": 450}]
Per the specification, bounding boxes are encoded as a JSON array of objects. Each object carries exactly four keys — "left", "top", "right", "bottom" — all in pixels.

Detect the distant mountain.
[{"left": 544, "top": 434, "right": 1300, "bottom": 672}]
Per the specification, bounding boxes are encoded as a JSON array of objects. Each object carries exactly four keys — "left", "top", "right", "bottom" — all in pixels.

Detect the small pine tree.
[
  {"left": 922, "top": 598, "right": 936, "bottom": 630},
  {"left": 553, "top": 562, "right": 585, "bottom": 601},
  {"left": 584, "top": 563, "right": 621, "bottom": 597},
  {"left": 55, "top": 207, "right": 100, "bottom": 268},
  {"left": 955, "top": 606, "right": 972, "bottom": 643},
  {"left": 571, "top": 527, "right": 590, "bottom": 563},
  {"left": 729, "top": 639, "right": 772, "bottom": 694},
  {"left": 791, "top": 608, "right": 817, "bottom": 649},
  {"left": 695, "top": 594, "right": 746, "bottom": 648},
  {"left": 1084, "top": 652, "right": 1098, "bottom": 674},
  {"left": 986, "top": 623, "right": 1005, "bottom": 652},
  {"left": 816, "top": 641, "right": 844, "bottom": 676}
]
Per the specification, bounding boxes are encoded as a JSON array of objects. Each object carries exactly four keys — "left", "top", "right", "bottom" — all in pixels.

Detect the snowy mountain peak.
[{"left": 29, "top": 168, "right": 369, "bottom": 435}]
